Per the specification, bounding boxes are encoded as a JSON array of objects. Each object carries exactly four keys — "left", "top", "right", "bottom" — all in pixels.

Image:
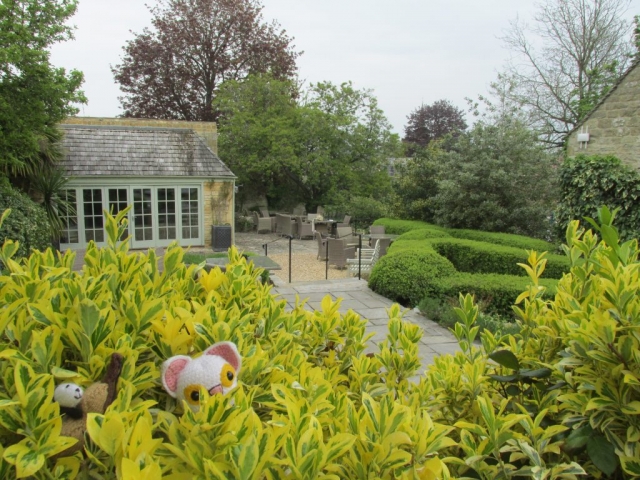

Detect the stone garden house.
[
  {"left": 566, "top": 59, "right": 640, "bottom": 169},
  {"left": 58, "top": 117, "right": 235, "bottom": 251}
]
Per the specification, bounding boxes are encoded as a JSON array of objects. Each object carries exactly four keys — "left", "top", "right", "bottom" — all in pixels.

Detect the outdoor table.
[
  {"left": 205, "top": 256, "right": 282, "bottom": 272},
  {"left": 313, "top": 220, "right": 337, "bottom": 236}
]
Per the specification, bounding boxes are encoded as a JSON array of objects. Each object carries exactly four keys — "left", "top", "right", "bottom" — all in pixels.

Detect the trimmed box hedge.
[
  {"left": 427, "top": 237, "right": 569, "bottom": 279},
  {"left": 396, "top": 229, "right": 451, "bottom": 241},
  {"left": 430, "top": 272, "right": 558, "bottom": 317},
  {"left": 371, "top": 218, "right": 445, "bottom": 235},
  {"left": 445, "top": 228, "right": 556, "bottom": 252},
  {"left": 368, "top": 246, "right": 457, "bottom": 306}
]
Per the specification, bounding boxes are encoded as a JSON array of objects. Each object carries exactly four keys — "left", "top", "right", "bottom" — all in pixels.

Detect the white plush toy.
[{"left": 161, "top": 341, "right": 242, "bottom": 412}]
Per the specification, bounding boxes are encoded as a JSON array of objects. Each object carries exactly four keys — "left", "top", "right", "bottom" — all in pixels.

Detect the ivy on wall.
[{"left": 556, "top": 154, "right": 640, "bottom": 241}]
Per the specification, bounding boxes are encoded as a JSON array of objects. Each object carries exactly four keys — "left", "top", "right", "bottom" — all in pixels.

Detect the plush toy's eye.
[
  {"left": 220, "top": 364, "right": 236, "bottom": 388},
  {"left": 183, "top": 385, "right": 203, "bottom": 406}
]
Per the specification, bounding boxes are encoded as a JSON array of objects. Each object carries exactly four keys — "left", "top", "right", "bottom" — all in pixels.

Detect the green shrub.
[
  {"left": 327, "top": 196, "right": 388, "bottom": 231},
  {"left": 427, "top": 237, "right": 569, "bottom": 279},
  {"left": 446, "top": 228, "right": 556, "bottom": 251},
  {"left": 556, "top": 154, "right": 640, "bottom": 241},
  {"left": 0, "top": 184, "right": 52, "bottom": 259},
  {"left": 368, "top": 244, "right": 457, "bottom": 306},
  {"left": 396, "top": 228, "right": 451, "bottom": 241},
  {"left": 418, "top": 296, "right": 521, "bottom": 336},
  {"left": 371, "top": 217, "right": 445, "bottom": 234},
  {"left": 429, "top": 272, "right": 557, "bottom": 317}
]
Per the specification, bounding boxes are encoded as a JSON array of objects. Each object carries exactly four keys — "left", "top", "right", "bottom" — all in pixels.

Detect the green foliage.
[
  {"left": 418, "top": 296, "right": 521, "bottom": 336},
  {"left": 556, "top": 154, "right": 640, "bottom": 241},
  {"left": 215, "top": 75, "right": 399, "bottom": 210},
  {"left": 0, "top": 185, "right": 51, "bottom": 259},
  {"left": 326, "top": 195, "right": 388, "bottom": 231},
  {"left": 0, "top": 209, "right": 454, "bottom": 479},
  {"left": 372, "top": 217, "right": 446, "bottom": 235},
  {"left": 390, "top": 119, "right": 559, "bottom": 239},
  {"left": 446, "top": 228, "right": 556, "bottom": 251},
  {"left": 0, "top": 0, "right": 85, "bottom": 174},
  {"left": 427, "top": 237, "right": 569, "bottom": 279},
  {"left": 368, "top": 244, "right": 457, "bottom": 306},
  {"left": 396, "top": 229, "right": 451, "bottom": 241},
  {"left": 429, "top": 272, "right": 557, "bottom": 317}
]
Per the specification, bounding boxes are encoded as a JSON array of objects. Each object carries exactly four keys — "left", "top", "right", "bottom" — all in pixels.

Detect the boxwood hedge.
[
  {"left": 445, "top": 228, "right": 556, "bottom": 251},
  {"left": 427, "top": 238, "right": 569, "bottom": 279},
  {"left": 371, "top": 218, "right": 445, "bottom": 235},
  {"left": 430, "top": 272, "right": 558, "bottom": 317},
  {"left": 368, "top": 245, "right": 457, "bottom": 306},
  {"left": 396, "top": 229, "right": 451, "bottom": 241}
]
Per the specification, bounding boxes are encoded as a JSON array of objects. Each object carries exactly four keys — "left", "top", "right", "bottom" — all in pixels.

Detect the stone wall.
[
  {"left": 63, "top": 117, "right": 218, "bottom": 154},
  {"left": 203, "top": 180, "right": 235, "bottom": 247},
  {"left": 566, "top": 62, "right": 640, "bottom": 169}
]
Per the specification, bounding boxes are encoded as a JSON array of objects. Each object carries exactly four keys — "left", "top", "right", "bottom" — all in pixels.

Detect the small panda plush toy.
[
  {"left": 53, "top": 383, "right": 84, "bottom": 419},
  {"left": 161, "top": 341, "right": 242, "bottom": 412}
]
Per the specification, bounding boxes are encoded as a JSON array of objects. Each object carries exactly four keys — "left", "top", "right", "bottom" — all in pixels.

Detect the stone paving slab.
[{"left": 272, "top": 278, "right": 460, "bottom": 368}]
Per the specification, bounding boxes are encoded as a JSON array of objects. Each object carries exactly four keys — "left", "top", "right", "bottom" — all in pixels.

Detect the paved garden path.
[{"left": 271, "top": 276, "right": 460, "bottom": 369}]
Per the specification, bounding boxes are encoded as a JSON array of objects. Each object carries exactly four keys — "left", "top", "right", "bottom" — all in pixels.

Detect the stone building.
[
  {"left": 566, "top": 59, "right": 640, "bottom": 169},
  {"left": 58, "top": 117, "right": 235, "bottom": 251}
]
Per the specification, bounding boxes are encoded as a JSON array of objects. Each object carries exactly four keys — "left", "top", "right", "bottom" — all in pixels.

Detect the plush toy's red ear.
[
  {"left": 161, "top": 356, "right": 191, "bottom": 398},
  {"left": 204, "top": 342, "right": 241, "bottom": 371}
]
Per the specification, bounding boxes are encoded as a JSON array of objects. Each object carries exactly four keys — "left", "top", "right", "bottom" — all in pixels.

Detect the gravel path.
[{"left": 267, "top": 253, "right": 352, "bottom": 283}]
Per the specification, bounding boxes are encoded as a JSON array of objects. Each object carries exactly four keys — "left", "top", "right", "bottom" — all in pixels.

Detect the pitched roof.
[
  {"left": 59, "top": 125, "right": 235, "bottom": 178},
  {"left": 568, "top": 57, "right": 640, "bottom": 136}
]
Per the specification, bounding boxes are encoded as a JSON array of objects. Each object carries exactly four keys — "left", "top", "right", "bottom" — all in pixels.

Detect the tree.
[
  {"left": 402, "top": 100, "right": 467, "bottom": 155},
  {"left": 432, "top": 118, "right": 558, "bottom": 238},
  {"left": 500, "top": 0, "right": 635, "bottom": 148},
  {"left": 214, "top": 75, "right": 399, "bottom": 210},
  {"left": 112, "top": 0, "right": 299, "bottom": 121},
  {"left": 0, "top": 0, "right": 85, "bottom": 175}
]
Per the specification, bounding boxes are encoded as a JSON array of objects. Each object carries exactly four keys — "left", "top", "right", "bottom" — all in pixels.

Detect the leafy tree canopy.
[
  {"left": 402, "top": 99, "right": 466, "bottom": 155},
  {"left": 214, "top": 75, "right": 400, "bottom": 210},
  {"left": 498, "top": 0, "right": 635, "bottom": 148},
  {"left": 112, "top": 0, "right": 300, "bottom": 121},
  {"left": 0, "top": 0, "right": 85, "bottom": 175},
  {"left": 392, "top": 117, "right": 559, "bottom": 239}
]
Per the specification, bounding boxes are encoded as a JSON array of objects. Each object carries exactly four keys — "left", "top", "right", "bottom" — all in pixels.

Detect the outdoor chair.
[
  {"left": 327, "top": 238, "right": 355, "bottom": 269},
  {"left": 278, "top": 214, "right": 297, "bottom": 238},
  {"left": 292, "top": 206, "right": 306, "bottom": 216},
  {"left": 337, "top": 215, "right": 351, "bottom": 228},
  {"left": 316, "top": 232, "right": 327, "bottom": 260},
  {"left": 335, "top": 226, "right": 358, "bottom": 245},
  {"left": 370, "top": 225, "right": 385, "bottom": 234},
  {"left": 253, "top": 211, "right": 272, "bottom": 234},
  {"left": 260, "top": 207, "right": 277, "bottom": 231},
  {"left": 347, "top": 240, "right": 380, "bottom": 275},
  {"left": 307, "top": 213, "right": 319, "bottom": 222},
  {"left": 296, "top": 216, "right": 314, "bottom": 239},
  {"left": 378, "top": 237, "right": 392, "bottom": 257}
]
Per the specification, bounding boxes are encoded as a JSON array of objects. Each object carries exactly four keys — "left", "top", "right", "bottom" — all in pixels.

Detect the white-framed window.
[{"left": 59, "top": 184, "right": 203, "bottom": 250}]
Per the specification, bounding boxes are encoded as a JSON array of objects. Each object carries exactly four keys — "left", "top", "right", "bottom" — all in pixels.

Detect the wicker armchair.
[
  {"left": 327, "top": 238, "right": 355, "bottom": 269},
  {"left": 316, "top": 232, "right": 327, "bottom": 260},
  {"left": 378, "top": 237, "right": 392, "bottom": 257},
  {"left": 335, "top": 226, "right": 358, "bottom": 245},
  {"left": 370, "top": 225, "right": 385, "bottom": 234},
  {"left": 296, "top": 216, "right": 313, "bottom": 239},
  {"left": 337, "top": 215, "right": 351, "bottom": 228},
  {"left": 253, "top": 211, "right": 272, "bottom": 233},
  {"left": 277, "top": 214, "right": 297, "bottom": 237}
]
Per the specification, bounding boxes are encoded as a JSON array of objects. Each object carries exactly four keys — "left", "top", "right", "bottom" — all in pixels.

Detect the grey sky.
[{"left": 50, "top": 0, "right": 640, "bottom": 135}]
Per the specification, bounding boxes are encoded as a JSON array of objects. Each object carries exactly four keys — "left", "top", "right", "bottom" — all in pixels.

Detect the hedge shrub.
[
  {"left": 1, "top": 207, "right": 640, "bottom": 478},
  {"left": 368, "top": 244, "right": 457, "bottom": 306},
  {"left": 396, "top": 228, "right": 451, "bottom": 241},
  {"left": 371, "top": 217, "right": 445, "bottom": 235},
  {"left": 556, "top": 154, "right": 640, "bottom": 241},
  {"left": 427, "top": 237, "right": 569, "bottom": 279},
  {"left": 429, "top": 272, "right": 558, "bottom": 317},
  {"left": 0, "top": 184, "right": 52, "bottom": 260},
  {"left": 446, "top": 228, "right": 555, "bottom": 251}
]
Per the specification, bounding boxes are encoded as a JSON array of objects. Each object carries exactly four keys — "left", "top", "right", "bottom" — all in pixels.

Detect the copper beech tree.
[{"left": 112, "top": 0, "right": 299, "bottom": 121}]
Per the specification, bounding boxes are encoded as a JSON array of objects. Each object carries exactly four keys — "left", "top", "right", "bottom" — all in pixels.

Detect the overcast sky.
[{"left": 49, "top": 0, "right": 640, "bottom": 135}]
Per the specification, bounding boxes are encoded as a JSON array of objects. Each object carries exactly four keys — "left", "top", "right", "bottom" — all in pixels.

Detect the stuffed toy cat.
[
  {"left": 161, "top": 341, "right": 241, "bottom": 412},
  {"left": 52, "top": 353, "right": 123, "bottom": 457}
]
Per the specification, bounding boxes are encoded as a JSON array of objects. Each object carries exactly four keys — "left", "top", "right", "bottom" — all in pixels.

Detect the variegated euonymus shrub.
[{"left": 0, "top": 206, "right": 638, "bottom": 479}]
